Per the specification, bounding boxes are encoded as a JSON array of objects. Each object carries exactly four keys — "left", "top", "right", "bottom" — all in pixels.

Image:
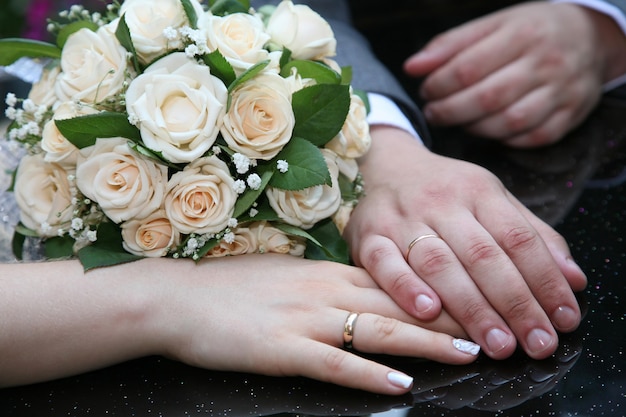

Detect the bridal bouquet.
[{"left": 0, "top": 0, "right": 370, "bottom": 269}]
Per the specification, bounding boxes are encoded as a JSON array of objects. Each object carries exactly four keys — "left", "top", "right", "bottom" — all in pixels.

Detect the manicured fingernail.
[
  {"left": 553, "top": 305, "right": 579, "bottom": 331},
  {"left": 453, "top": 338, "right": 480, "bottom": 355},
  {"left": 415, "top": 294, "right": 434, "bottom": 314},
  {"left": 486, "top": 328, "right": 512, "bottom": 354},
  {"left": 387, "top": 371, "right": 413, "bottom": 389},
  {"left": 526, "top": 329, "right": 554, "bottom": 355}
]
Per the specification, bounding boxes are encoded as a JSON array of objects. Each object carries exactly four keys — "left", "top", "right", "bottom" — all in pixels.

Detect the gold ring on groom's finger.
[
  {"left": 406, "top": 234, "right": 441, "bottom": 260},
  {"left": 343, "top": 312, "right": 359, "bottom": 349}
]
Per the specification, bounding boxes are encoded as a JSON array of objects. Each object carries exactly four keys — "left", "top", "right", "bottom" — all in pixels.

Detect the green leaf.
[
  {"left": 292, "top": 84, "right": 350, "bottom": 146},
  {"left": 181, "top": 0, "right": 199, "bottom": 29},
  {"left": 269, "top": 137, "right": 331, "bottom": 190},
  {"left": 209, "top": 0, "right": 249, "bottom": 15},
  {"left": 233, "top": 169, "right": 274, "bottom": 218},
  {"left": 303, "top": 219, "right": 349, "bottom": 264},
  {"left": 203, "top": 50, "right": 236, "bottom": 87},
  {"left": 340, "top": 66, "right": 353, "bottom": 85},
  {"left": 0, "top": 38, "right": 61, "bottom": 66},
  {"left": 129, "top": 142, "right": 181, "bottom": 169},
  {"left": 280, "top": 60, "right": 341, "bottom": 85},
  {"left": 44, "top": 236, "right": 75, "bottom": 259},
  {"left": 56, "top": 20, "right": 99, "bottom": 49},
  {"left": 236, "top": 199, "right": 279, "bottom": 223},
  {"left": 55, "top": 112, "right": 142, "bottom": 149},
  {"left": 353, "top": 88, "right": 370, "bottom": 114},
  {"left": 279, "top": 48, "right": 292, "bottom": 69},
  {"left": 228, "top": 59, "right": 270, "bottom": 93},
  {"left": 115, "top": 14, "right": 141, "bottom": 73},
  {"left": 11, "top": 230, "right": 26, "bottom": 261},
  {"left": 77, "top": 222, "right": 142, "bottom": 271},
  {"left": 274, "top": 223, "right": 323, "bottom": 248}
]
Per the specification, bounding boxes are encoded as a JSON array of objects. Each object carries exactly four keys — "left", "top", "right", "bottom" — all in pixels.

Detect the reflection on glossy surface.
[{"left": 1, "top": 97, "right": 625, "bottom": 416}]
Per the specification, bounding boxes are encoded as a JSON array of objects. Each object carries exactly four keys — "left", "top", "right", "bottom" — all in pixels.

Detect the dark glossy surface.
[{"left": 1, "top": 96, "right": 625, "bottom": 417}]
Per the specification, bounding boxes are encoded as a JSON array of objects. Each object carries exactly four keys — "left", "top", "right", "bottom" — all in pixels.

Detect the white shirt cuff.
[
  {"left": 366, "top": 93, "right": 423, "bottom": 144},
  {"left": 551, "top": 0, "right": 626, "bottom": 91}
]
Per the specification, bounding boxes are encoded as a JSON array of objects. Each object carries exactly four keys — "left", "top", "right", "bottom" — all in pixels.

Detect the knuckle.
[
  {"left": 503, "top": 107, "right": 531, "bottom": 133},
  {"left": 415, "top": 247, "right": 454, "bottom": 276},
  {"left": 372, "top": 316, "right": 401, "bottom": 341},
  {"left": 501, "top": 294, "right": 535, "bottom": 322},
  {"left": 360, "top": 243, "right": 393, "bottom": 270},
  {"left": 323, "top": 349, "right": 349, "bottom": 373},
  {"left": 476, "top": 88, "right": 503, "bottom": 113},
  {"left": 500, "top": 226, "right": 539, "bottom": 254},
  {"left": 388, "top": 270, "right": 419, "bottom": 295},
  {"left": 453, "top": 61, "right": 480, "bottom": 88},
  {"left": 459, "top": 300, "right": 490, "bottom": 325},
  {"left": 464, "top": 238, "right": 501, "bottom": 268}
]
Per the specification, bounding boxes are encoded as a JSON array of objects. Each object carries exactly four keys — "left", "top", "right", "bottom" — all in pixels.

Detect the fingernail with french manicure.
[
  {"left": 387, "top": 371, "right": 413, "bottom": 389},
  {"left": 453, "top": 338, "right": 481, "bottom": 355},
  {"left": 415, "top": 294, "right": 434, "bottom": 314}
]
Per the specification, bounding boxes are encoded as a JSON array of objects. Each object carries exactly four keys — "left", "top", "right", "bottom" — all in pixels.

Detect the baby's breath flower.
[
  {"left": 5, "top": 107, "right": 17, "bottom": 120},
  {"left": 71, "top": 218, "right": 84, "bottom": 231},
  {"left": 86, "top": 230, "right": 98, "bottom": 242},
  {"left": 249, "top": 208, "right": 259, "bottom": 217},
  {"left": 5, "top": 92, "right": 17, "bottom": 107},
  {"left": 163, "top": 26, "right": 178, "bottom": 40},
  {"left": 228, "top": 218, "right": 238, "bottom": 228},
  {"left": 277, "top": 159, "right": 289, "bottom": 173},
  {"left": 185, "top": 44, "right": 200, "bottom": 58},
  {"left": 233, "top": 153, "right": 251, "bottom": 174},
  {"left": 233, "top": 179, "right": 246, "bottom": 194},
  {"left": 223, "top": 232, "right": 235, "bottom": 244},
  {"left": 247, "top": 173, "right": 262, "bottom": 190}
]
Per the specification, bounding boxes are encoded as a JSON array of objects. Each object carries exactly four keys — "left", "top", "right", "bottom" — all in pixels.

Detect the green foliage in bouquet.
[{"left": 1, "top": 0, "right": 370, "bottom": 269}]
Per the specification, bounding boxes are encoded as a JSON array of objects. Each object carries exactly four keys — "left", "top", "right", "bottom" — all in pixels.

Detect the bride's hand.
[
  {"left": 153, "top": 254, "right": 479, "bottom": 395},
  {"left": 344, "top": 126, "right": 587, "bottom": 360},
  {"left": 0, "top": 255, "right": 479, "bottom": 395}
]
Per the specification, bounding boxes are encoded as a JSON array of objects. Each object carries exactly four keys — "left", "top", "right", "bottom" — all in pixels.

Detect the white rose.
[
  {"left": 76, "top": 138, "right": 168, "bottom": 223},
  {"left": 14, "top": 154, "right": 74, "bottom": 237},
  {"left": 41, "top": 102, "right": 98, "bottom": 168},
  {"left": 251, "top": 221, "right": 305, "bottom": 256},
  {"left": 199, "top": 12, "right": 272, "bottom": 75},
  {"left": 164, "top": 156, "right": 237, "bottom": 235},
  {"left": 28, "top": 64, "right": 61, "bottom": 108},
  {"left": 126, "top": 52, "right": 228, "bottom": 164},
  {"left": 266, "top": 149, "right": 342, "bottom": 229},
  {"left": 325, "top": 92, "right": 371, "bottom": 159},
  {"left": 205, "top": 226, "right": 257, "bottom": 257},
  {"left": 221, "top": 72, "right": 294, "bottom": 160},
  {"left": 332, "top": 202, "right": 354, "bottom": 236},
  {"left": 121, "top": 209, "right": 180, "bottom": 257},
  {"left": 265, "top": 1, "right": 336, "bottom": 60},
  {"left": 117, "top": 0, "right": 203, "bottom": 65},
  {"left": 55, "top": 27, "right": 128, "bottom": 104}
]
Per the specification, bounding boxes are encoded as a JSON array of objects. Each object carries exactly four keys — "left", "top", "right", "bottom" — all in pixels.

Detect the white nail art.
[
  {"left": 453, "top": 338, "right": 481, "bottom": 355},
  {"left": 387, "top": 371, "right": 413, "bottom": 389}
]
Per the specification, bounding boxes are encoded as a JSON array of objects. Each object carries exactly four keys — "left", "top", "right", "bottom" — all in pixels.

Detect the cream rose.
[
  {"left": 265, "top": 1, "right": 336, "bottom": 60},
  {"left": 250, "top": 221, "right": 306, "bottom": 256},
  {"left": 116, "top": 0, "right": 203, "bottom": 65},
  {"left": 121, "top": 209, "right": 180, "bottom": 257},
  {"left": 199, "top": 12, "right": 273, "bottom": 75},
  {"left": 126, "top": 52, "right": 228, "bottom": 164},
  {"left": 325, "top": 92, "right": 371, "bottom": 159},
  {"left": 28, "top": 64, "right": 61, "bottom": 109},
  {"left": 76, "top": 138, "right": 167, "bottom": 224},
  {"left": 41, "top": 102, "right": 98, "bottom": 168},
  {"left": 13, "top": 154, "right": 74, "bottom": 237},
  {"left": 164, "top": 156, "right": 237, "bottom": 235},
  {"left": 332, "top": 202, "right": 354, "bottom": 236},
  {"left": 205, "top": 226, "right": 258, "bottom": 257},
  {"left": 55, "top": 27, "right": 128, "bottom": 104},
  {"left": 221, "top": 72, "right": 294, "bottom": 160},
  {"left": 266, "top": 149, "right": 342, "bottom": 229}
]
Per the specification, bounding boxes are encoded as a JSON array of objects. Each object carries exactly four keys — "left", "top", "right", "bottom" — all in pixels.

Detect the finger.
[
  {"left": 404, "top": 15, "right": 501, "bottom": 77},
  {"left": 423, "top": 59, "right": 540, "bottom": 127},
  {"left": 511, "top": 197, "right": 587, "bottom": 292},
  {"left": 405, "top": 228, "right": 518, "bottom": 359},
  {"left": 356, "top": 234, "right": 442, "bottom": 321},
  {"left": 349, "top": 313, "right": 480, "bottom": 364},
  {"left": 418, "top": 26, "right": 531, "bottom": 102},
  {"left": 441, "top": 210, "right": 560, "bottom": 359},
  {"left": 464, "top": 85, "right": 558, "bottom": 139}
]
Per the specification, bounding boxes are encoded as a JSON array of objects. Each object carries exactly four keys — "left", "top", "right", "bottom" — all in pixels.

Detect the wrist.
[{"left": 580, "top": 5, "right": 626, "bottom": 83}]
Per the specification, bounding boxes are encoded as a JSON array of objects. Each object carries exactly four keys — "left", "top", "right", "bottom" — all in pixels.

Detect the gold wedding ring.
[
  {"left": 406, "top": 234, "right": 441, "bottom": 259},
  {"left": 343, "top": 312, "right": 359, "bottom": 349}
]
